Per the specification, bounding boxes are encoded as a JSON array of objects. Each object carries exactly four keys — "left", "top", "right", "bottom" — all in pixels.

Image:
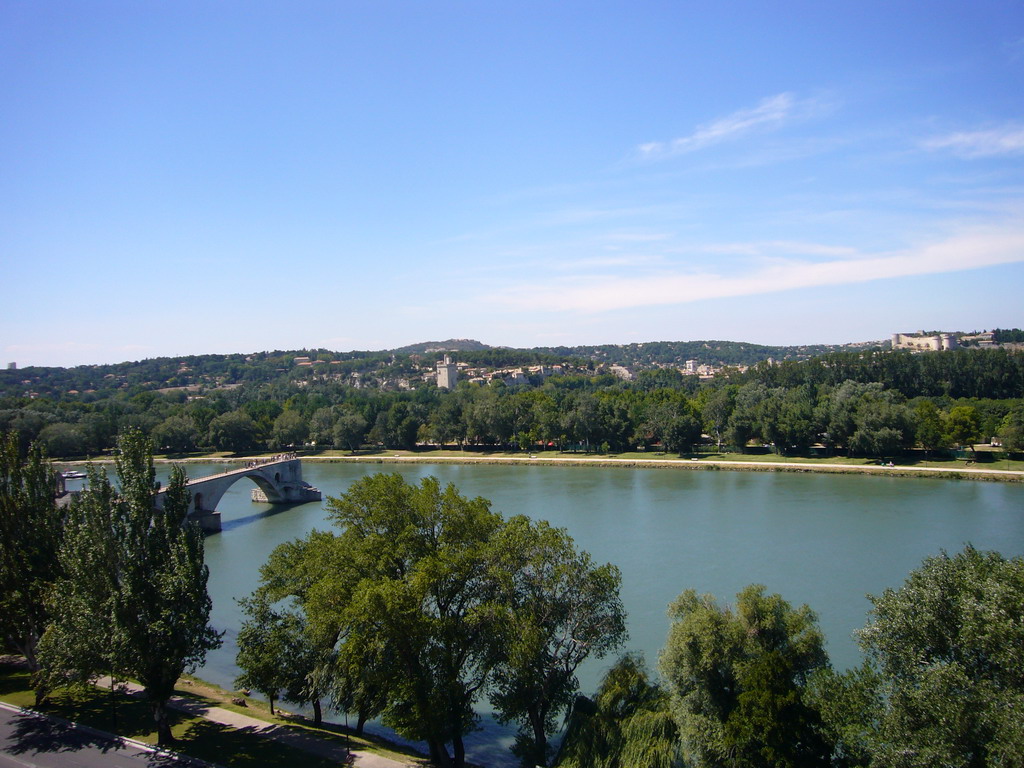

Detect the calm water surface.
[{"left": 149, "top": 460, "right": 1023, "bottom": 765}]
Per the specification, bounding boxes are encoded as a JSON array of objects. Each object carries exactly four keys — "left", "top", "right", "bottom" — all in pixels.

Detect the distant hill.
[
  {"left": 523, "top": 339, "right": 883, "bottom": 369},
  {"left": 13, "top": 332, "right": 1024, "bottom": 403},
  {"left": 391, "top": 339, "right": 493, "bottom": 355}
]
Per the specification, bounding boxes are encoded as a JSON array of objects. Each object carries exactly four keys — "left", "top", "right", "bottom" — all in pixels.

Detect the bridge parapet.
[{"left": 154, "top": 456, "right": 321, "bottom": 532}]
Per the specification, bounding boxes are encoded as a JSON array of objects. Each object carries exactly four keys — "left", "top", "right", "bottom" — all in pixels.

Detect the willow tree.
[
  {"left": 859, "top": 545, "right": 1024, "bottom": 766},
  {"left": 556, "top": 653, "right": 681, "bottom": 768},
  {"left": 40, "top": 430, "right": 221, "bottom": 745},
  {"left": 660, "top": 585, "right": 831, "bottom": 768}
]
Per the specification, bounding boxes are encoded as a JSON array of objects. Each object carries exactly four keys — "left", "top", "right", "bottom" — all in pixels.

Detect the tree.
[
  {"left": 997, "top": 405, "right": 1024, "bottom": 451},
  {"left": 152, "top": 414, "right": 200, "bottom": 453},
  {"left": 269, "top": 409, "right": 308, "bottom": 450},
  {"left": 308, "top": 407, "right": 336, "bottom": 447},
  {"left": 943, "top": 405, "right": 981, "bottom": 449},
  {"left": 0, "top": 433, "right": 64, "bottom": 702},
  {"left": 660, "top": 585, "right": 831, "bottom": 768},
  {"left": 556, "top": 653, "right": 681, "bottom": 768},
  {"left": 235, "top": 594, "right": 295, "bottom": 715},
  {"left": 208, "top": 409, "right": 259, "bottom": 453},
  {"left": 247, "top": 472, "right": 625, "bottom": 767},
  {"left": 39, "top": 430, "right": 222, "bottom": 745},
  {"left": 317, "top": 473, "right": 508, "bottom": 768},
  {"left": 490, "top": 517, "right": 627, "bottom": 766},
  {"left": 332, "top": 408, "right": 368, "bottom": 452},
  {"left": 36, "top": 422, "right": 89, "bottom": 458},
  {"left": 701, "top": 387, "right": 736, "bottom": 451},
  {"left": 251, "top": 530, "right": 352, "bottom": 728},
  {"left": 858, "top": 545, "right": 1024, "bottom": 766},
  {"left": 913, "top": 400, "right": 947, "bottom": 453},
  {"left": 848, "top": 396, "right": 914, "bottom": 459},
  {"left": 806, "top": 662, "right": 882, "bottom": 768}
]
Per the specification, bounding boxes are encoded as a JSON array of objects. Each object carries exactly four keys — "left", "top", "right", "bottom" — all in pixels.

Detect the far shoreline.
[{"left": 57, "top": 450, "right": 1024, "bottom": 483}]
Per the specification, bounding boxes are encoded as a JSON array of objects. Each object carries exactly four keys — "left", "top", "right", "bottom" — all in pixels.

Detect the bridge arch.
[{"left": 154, "top": 457, "right": 321, "bottom": 532}]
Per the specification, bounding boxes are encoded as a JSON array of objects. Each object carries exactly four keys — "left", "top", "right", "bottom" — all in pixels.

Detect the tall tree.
[
  {"left": 858, "top": 545, "right": 1024, "bottom": 766},
  {"left": 943, "top": 404, "right": 982, "bottom": 450},
  {"left": 660, "top": 585, "right": 831, "bottom": 768},
  {"left": 207, "top": 410, "right": 259, "bottom": 453},
  {"left": 235, "top": 594, "right": 295, "bottom": 715},
  {"left": 318, "top": 473, "right": 507, "bottom": 768},
  {"left": 39, "top": 430, "right": 222, "bottom": 745},
  {"left": 997, "top": 405, "right": 1024, "bottom": 451},
  {"left": 489, "top": 517, "right": 627, "bottom": 766},
  {"left": 0, "top": 433, "right": 64, "bottom": 702}
]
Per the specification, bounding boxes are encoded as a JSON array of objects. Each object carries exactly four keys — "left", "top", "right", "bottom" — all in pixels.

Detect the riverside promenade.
[
  {"left": 100, "top": 679, "right": 422, "bottom": 768},
  {"left": 309, "top": 451, "right": 1024, "bottom": 482}
]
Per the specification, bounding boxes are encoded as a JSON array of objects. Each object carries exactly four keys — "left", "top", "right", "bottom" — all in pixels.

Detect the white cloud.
[
  {"left": 695, "top": 240, "right": 859, "bottom": 259},
  {"left": 483, "top": 225, "right": 1024, "bottom": 313},
  {"left": 637, "top": 93, "right": 812, "bottom": 159},
  {"left": 922, "top": 125, "right": 1024, "bottom": 158}
]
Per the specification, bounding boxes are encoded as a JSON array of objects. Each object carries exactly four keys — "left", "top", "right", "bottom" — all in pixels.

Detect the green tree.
[
  {"left": 269, "top": 409, "right": 308, "bottom": 450},
  {"left": 943, "top": 405, "right": 981, "bottom": 449},
  {"left": 913, "top": 400, "right": 947, "bottom": 453},
  {"left": 556, "top": 653, "right": 680, "bottom": 768},
  {"left": 152, "top": 414, "right": 200, "bottom": 453},
  {"left": 208, "top": 409, "right": 259, "bottom": 453},
  {"left": 235, "top": 594, "right": 295, "bottom": 715},
  {"left": 252, "top": 531, "right": 354, "bottom": 728},
  {"left": 490, "top": 517, "right": 627, "bottom": 766},
  {"left": 858, "top": 545, "right": 1024, "bottom": 767},
  {"left": 426, "top": 397, "right": 467, "bottom": 448},
  {"left": 332, "top": 408, "right": 368, "bottom": 452},
  {"left": 39, "top": 430, "right": 222, "bottom": 745},
  {"left": 660, "top": 585, "right": 831, "bottom": 768},
  {"left": 319, "top": 473, "right": 507, "bottom": 768},
  {"left": 308, "top": 406, "right": 336, "bottom": 447},
  {"left": 806, "top": 662, "right": 882, "bottom": 768},
  {"left": 0, "top": 434, "right": 64, "bottom": 702},
  {"left": 849, "top": 397, "right": 914, "bottom": 459},
  {"left": 37, "top": 422, "right": 89, "bottom": 458},
  {"left": 701, "top": 387, "right": 736, "bottom": 451},
  {"left": 997, "top": 405, "right": 1024, "bottom": 451}
]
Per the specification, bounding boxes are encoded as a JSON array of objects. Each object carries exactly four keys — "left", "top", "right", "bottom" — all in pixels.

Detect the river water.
[{"left": 150, "top": 460, "right": 1023, "bottom": 765}]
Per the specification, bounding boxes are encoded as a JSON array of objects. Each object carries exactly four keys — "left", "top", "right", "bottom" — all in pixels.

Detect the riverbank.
[
  {"left": 60, "top": 449, "right": 1024, "bottom": 483},
  {"left": 0, "top": 658, "right": 424, "bottom": 768}
]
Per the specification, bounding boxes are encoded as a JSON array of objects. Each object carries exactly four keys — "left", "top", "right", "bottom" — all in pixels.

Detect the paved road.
[{"left": 0, "top": 703, "right": 190, "bottom": 768}]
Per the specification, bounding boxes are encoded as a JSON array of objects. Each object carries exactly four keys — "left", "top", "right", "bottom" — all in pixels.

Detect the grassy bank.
[
  {"left": 56, "top": 446, "right": 1024, "bottom": 482},
  {"left": 0, "top": 660, "right": 422, "bottom": 767}
]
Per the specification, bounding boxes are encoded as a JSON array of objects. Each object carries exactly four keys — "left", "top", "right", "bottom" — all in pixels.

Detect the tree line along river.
[{"left": 136, "top": 460, "right": 1024, "bottom": 766}]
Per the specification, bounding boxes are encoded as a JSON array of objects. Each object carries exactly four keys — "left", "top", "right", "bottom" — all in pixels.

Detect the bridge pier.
[{"left": 190, "top": 508, "right": 222, "bottom": 533}]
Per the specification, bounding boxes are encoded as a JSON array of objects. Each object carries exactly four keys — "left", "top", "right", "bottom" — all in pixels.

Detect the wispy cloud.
[
  {"left": 483, "top": 224, "right": 1024, "bottom": 313},
  {"left": 636, "top": 93, "right": 824, "bottom": 159},
  {"left": 922, "top": 125, "right": 1024, "bottom": 158},
  {"left": 695, "top": 240, "right": 859, "bottom": 259}
]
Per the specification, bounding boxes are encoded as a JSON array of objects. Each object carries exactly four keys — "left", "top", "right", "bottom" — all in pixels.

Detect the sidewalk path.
[{"left": 99, "top": 679, "right": 421, "bottom": 768}]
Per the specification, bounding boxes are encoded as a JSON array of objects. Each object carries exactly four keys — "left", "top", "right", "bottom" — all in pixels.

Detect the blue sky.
[{"left": 2, "top": 1, "right": 1023, "bottom": 367}]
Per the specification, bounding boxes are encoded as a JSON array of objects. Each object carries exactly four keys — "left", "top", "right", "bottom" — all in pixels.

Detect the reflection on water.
[{"left": 152, "top": 460, "right": 1024, "bottom": 767}]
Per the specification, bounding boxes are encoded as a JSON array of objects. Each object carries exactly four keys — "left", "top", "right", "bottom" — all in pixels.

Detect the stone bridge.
[{"left": 154, "top": 455, "right": 321, "bottom": 532}]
